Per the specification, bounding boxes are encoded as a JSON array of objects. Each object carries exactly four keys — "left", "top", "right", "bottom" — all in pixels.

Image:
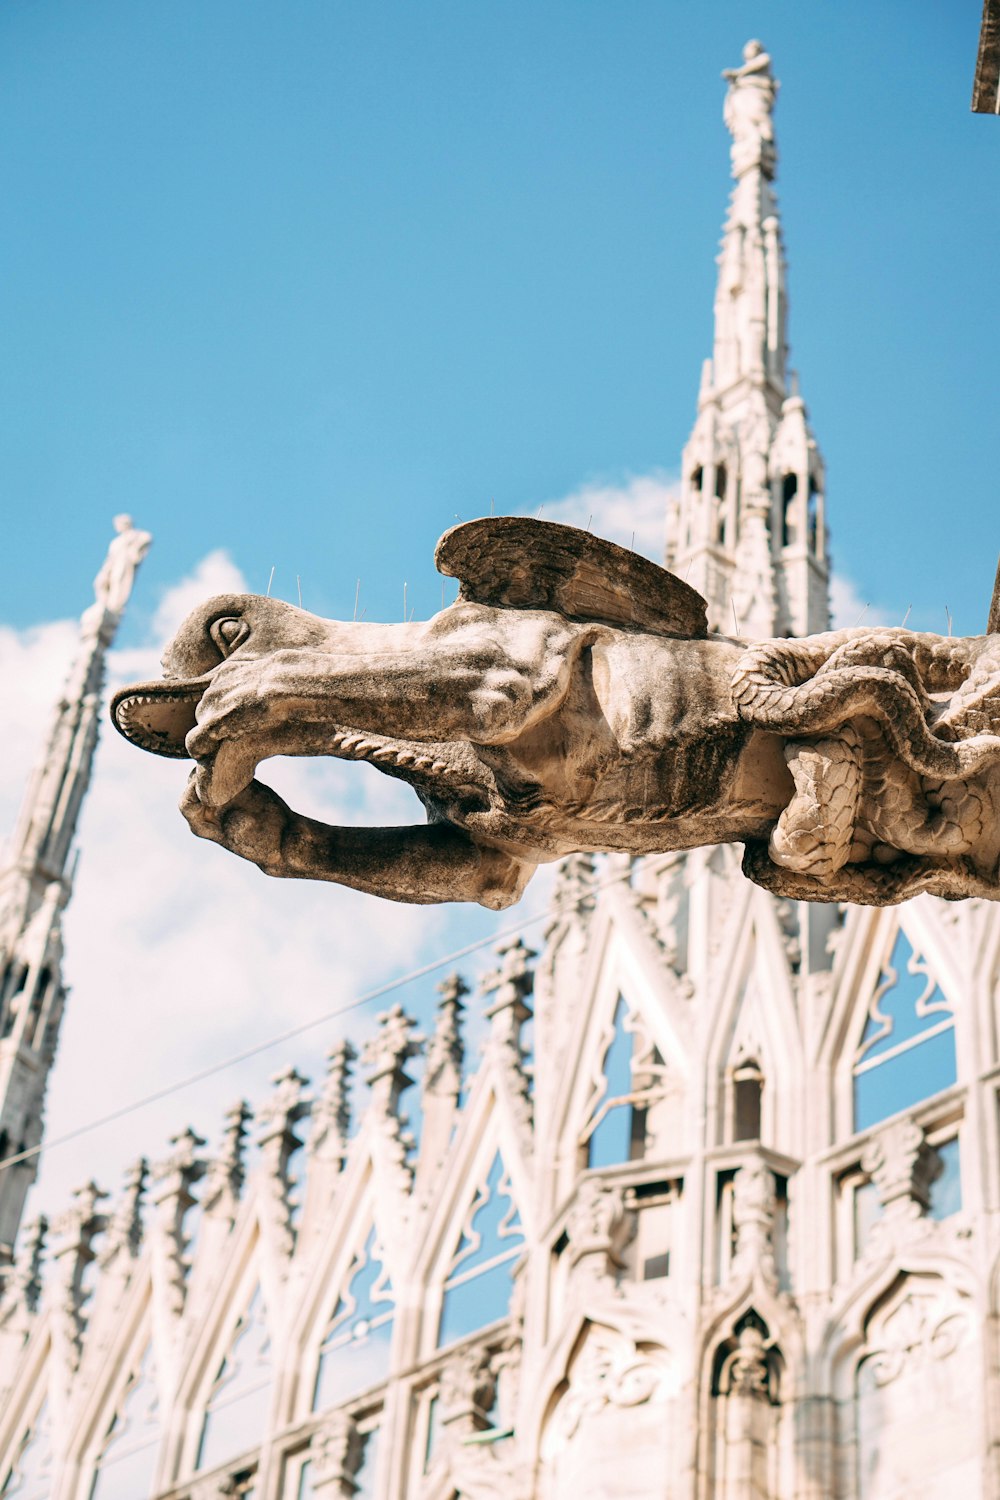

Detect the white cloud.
[
  {"left": 152, "top": 548, "right": 249, "bottom": 642},
  {"left": 1, "top": 553, "right": 507, "bottom": 1221},
  {"left": 534, "top": 471, "right": 679, "bottom": 561},
  {"left": 828, "top": 573, "right": 891, "bottom": 631}
]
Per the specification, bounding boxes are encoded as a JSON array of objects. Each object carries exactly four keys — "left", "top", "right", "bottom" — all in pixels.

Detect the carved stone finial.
[
  {"left": 256, "top": 1067, "right": 311, "bottom": 1255},
  {"left": 482, "top": 938, "right": 536, "bottom": 1030},
  {"left": 358, "top": 1007, "right": 422, "bottom": 1215},
  {"left": 550, "top": 853, "right": 596, "bottom": 923},
  {"left": 153, "top": 1127, "right": 206, "bottom": 1206},
  {"left": 202, "top": 1101, "right": 252, "bottom": 1219},
  {"left": 8, "top": 1214, "right": 47, "bottom": 1317},
  {"left": 361, "top": 1004, "right": 423, "bottom": 1109},
  {"left": 309, "top": 1043, "right": 355, "bottom": 1168},
  {"left": 425, "top": 973, "right": 467, "bottom": 1101},
  {"left": 257, "top": 1066, "right": 310, "bottom": 1166},
  {"left": 861, "top": 1118, "right": 943, "bottom": 1220},
  {"left": 481, "top": 939, "right": 535, "bottom": 1141},
  {"left": 99, "top": 1157, "right": 148, "bottom": 1265},
  {"left": 310, "top": 1409, "right": 364, "bottom": 1495},
  {"left": 52, "top": 1181, "right": 109, "bottom": 1362},
  {"left": 151, "top": 1128, "right": 206, "bottom": 1319}
]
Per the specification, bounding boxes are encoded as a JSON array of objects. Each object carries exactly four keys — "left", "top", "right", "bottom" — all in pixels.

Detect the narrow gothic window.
[
  {"left": 781, "top": 473, "right": 798, "bottom": 545},
  {"left": 0, "top": 1403, "right": 53, "bottom": 1500},
  {"left": 437, "top": 1151, "right": 525, "bottom": 1348},
  {"left": 583, "top": 997, "right": 648, "bottom": 1168},
  {"left": 807, "top": 475, "right": 820, "bottom": 550},
  {"left": 732, "top": 1061, "right": 764, "bottom": 1141},
  {"left": 852, "top": 929, "right": 956, "bottom": 1132},
  {"left": 714, "top": 463, "right": 728, "bottom": 543},
  {"left": 196, "top": 1285, "right": 272, "bottom": 1473},
  {"left": 853, "top": 1177, "right": 882, "bottom": 1260},
  {"left": 312, "top": 1226, "right": 395, "bottom": 1410},
  {"left": 89, "top": 1344, "right": 161, "bottom": 1500},
  {"left": 929, "top": 1137, "right": 962, "bottom": 1219}
]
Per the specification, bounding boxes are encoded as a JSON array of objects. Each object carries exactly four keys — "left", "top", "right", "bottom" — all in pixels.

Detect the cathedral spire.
[
  {"left": 666, "top": 42, "right": 828, "bottom": 640},
  {"left": 0, "top": 516, "right": 151, "bottom": 1260}
]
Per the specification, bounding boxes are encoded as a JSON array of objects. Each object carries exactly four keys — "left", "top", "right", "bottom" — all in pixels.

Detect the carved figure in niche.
[{"left": 112, "top": 518, "right": 1000, "bottom": 908}]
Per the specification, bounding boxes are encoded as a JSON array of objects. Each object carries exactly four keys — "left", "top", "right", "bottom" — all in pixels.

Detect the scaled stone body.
[{"left": 113, "top": 517, "right": 1000, "bottom": 907}]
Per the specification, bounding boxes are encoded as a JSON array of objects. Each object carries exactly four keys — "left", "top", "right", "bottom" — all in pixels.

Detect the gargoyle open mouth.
[{"left": 111, "top": 678, "right": 211, "bottom": 758}]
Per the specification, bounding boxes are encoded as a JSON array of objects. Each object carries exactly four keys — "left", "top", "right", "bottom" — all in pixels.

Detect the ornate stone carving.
[
  {"left": 715, "top": 1319, "right": 776, "bottom": 1403},
  {"left": 565, "top": 1180, "right": 633, "bottom": 1279},
  {"left": 438, "top": 1345, "right": 497, "bottom": 1433},
  {"left": 113, "top": 517, "right": 1000, "bottom": 909},
  {"left": 860, "top": 1288, "right": 970, "bottom": 1390},
  {"left": 556, "top": 1323, "right": 668, "bottom": 1441},
  {"left": 309, "top": 1410, "right": 364, "bottom": 1494},
  {"left": 861, "top": 1118, "right": 943, "bottom": 1224}
]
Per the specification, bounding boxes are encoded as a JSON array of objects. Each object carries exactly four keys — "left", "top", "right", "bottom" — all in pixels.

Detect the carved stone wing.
[{"left": 436, "top": 517, "right": 708, "bottom": 639}]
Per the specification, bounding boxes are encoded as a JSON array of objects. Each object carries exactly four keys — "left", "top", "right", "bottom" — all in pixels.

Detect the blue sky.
[
  {"left": 0, "top": 2, "right": 997, "bottom": 1215},
  {"left": 1, "top": 0, "right": 997, "bottom": 637}
]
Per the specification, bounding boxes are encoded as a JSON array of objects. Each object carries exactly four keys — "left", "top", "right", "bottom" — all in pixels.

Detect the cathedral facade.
[{"left": 0, "top": 45, "right": 995, "bottom": 1500}]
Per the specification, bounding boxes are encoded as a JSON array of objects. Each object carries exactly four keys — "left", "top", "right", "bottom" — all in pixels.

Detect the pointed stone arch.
[
  {"left": 704, "top": 889, "right": 803, "bottom": 1152},
  {"left": 172, "top": 1212, "right": 274, "bottom": 1482},
  {"left": 286, "top": 1145, "right": 400, "bottom": 1423},
  {"left": 825, "top": 1264, "right": 983, "bottom": 1500},
  {"left": 534, "top": 1313, "right": 682, "bottom": 1500},
  {"left": 546, "top": 899, "right": 691, "bottom": 1199},
  {"left": 0, "top": 1324, "right": 54, "bottom": 1499},
  {"left": 79, "top": 1329, "right": 164, "bottom": 1500},
  {"left": 412, "top": 1063, "right": 531, "bottom": 1362},
  {"left": 823, "top": 907, "right": 961, "bottom": 1142},
  {"left": 66, "top": 1267, "right": 165, "bottom": 1500}
]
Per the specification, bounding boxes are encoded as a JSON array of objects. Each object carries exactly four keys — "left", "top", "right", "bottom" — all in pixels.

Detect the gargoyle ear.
[{"left": 210, "top": 616, "right": 250, "bottom": 656}]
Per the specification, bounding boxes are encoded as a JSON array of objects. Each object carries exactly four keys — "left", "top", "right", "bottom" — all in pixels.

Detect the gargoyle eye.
[{"left": 210, "top": 617, "right": 249, "bottom": 657}]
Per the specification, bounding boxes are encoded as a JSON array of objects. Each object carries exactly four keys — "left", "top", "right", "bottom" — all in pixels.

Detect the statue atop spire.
[
  {"left": 722, "top": 40, "right": 778, "bottom": 176},
  {"left": 80, "top": 514, "right": 152, "bottom": 644}
]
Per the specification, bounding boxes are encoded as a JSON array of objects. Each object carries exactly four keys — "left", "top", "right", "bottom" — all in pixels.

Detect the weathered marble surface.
[{"left": 112, "top": 519, "right": 1000, "bottom": 907}]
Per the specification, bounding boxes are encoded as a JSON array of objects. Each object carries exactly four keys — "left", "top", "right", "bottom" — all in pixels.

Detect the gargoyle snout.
[{"left": 111, "top": 593, "right": 340, "bottom": 758}]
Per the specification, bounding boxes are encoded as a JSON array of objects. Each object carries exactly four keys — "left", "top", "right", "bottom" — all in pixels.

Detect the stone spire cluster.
[
  {"left": 665, "top": 40, "right": 829, "bottom": 640},
  {"left": 0, "top": 517, "right": 151, "bottom": 1259}
]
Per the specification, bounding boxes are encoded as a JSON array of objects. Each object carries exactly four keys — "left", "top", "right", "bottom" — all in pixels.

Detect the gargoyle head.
[{"left": 112, "top": 593, "right": 332, "bottom": 758}]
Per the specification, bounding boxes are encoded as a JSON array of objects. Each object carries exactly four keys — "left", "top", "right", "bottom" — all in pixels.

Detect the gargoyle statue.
[{"left": 112, "top": 519, "right": 1000, "bottom": 908}]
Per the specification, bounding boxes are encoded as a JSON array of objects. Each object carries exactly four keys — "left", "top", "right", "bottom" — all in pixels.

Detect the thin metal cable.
[{"left": 0, "top": 862, "right": 634, "bottom": 1176}]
